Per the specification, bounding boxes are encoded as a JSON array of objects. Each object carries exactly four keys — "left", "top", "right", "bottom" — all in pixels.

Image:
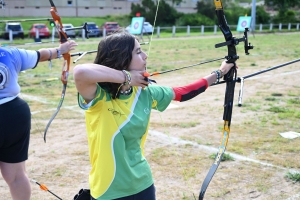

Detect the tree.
[
  {"left": 176, "top": 13, "right": 215, "bottom": 26},
  {"left": 165, "top": 0, "right": 184, "bottom": 7},
  {"left": 196, "top": 1, "right": 252, "bottom": 25},
  {"left": 196, "top": 1, "right": 216, "bottom": 21},
  {"left": 265, "top": 0, "right": 300, "bottom": 23},
  {"left": 130, "top": 0, "right": 181, "bottom": 26},
  {"left": 255, "top": 6, "right": 271, "bottom": 24},
  {"left": 265, "top": 0, "right": 300, "bottom": 13}
]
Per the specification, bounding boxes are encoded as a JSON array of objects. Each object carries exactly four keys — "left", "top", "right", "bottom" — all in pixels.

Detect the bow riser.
[
  {"left": 214, "top": 2, "right": 238, "bottom": 63},
  {"left": 44, "top": 0, "right": 71, "bottom": 142},
  {"left": 61, "top": 54, "right": 71, "bottom": 84}
]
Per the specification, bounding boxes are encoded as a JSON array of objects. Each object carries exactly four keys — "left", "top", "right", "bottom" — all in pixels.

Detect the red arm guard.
[{"left": 172, "top": 78, "right": 208, "bottom": 102}]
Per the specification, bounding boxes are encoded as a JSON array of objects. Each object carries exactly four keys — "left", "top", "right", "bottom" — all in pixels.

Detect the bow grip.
[{"left": 223, "top": 61, "right": 236, "bottom": 81}]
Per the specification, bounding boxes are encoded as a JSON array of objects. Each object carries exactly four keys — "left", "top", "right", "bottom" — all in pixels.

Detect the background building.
[{"left": 0, "top": 0, "right": 199, "bottom": 17}]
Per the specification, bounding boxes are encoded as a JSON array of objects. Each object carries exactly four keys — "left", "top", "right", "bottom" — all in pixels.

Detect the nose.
[{"left": 143, "top": 51, "right": 148, "bottom": 60}]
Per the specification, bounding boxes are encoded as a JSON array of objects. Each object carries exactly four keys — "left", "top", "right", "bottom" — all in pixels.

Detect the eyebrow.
[{"left": 135, "top": 47, "right": 141, "bottom": 52}]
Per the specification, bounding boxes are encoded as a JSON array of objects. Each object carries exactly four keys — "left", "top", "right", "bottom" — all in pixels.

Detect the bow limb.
[
  {"left": 44, "top": 0, "right": 71, "bottom": 142},
  {"left": 49, "top": 0, "right": 68, "bottom": 43}
]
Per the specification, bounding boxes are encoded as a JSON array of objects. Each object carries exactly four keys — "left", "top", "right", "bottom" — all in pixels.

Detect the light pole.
[
  {"left": 76, "top": 0, "right": 78, "bottom": 17},
  {"left": 251, "top": 0, "right": 256, "bottom": 31}
]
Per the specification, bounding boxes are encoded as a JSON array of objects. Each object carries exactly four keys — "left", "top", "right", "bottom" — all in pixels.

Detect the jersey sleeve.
[
  {"left": 15, "top": 48, "right": 39, "bottom": 71},
  {"left": 148, "top": 85, "right": 174, "bottom": 112},
  {"left": 78, "top": 84, "right": 107, "bottom": 110}
]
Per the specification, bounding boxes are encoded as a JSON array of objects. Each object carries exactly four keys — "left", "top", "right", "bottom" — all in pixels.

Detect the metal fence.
[{"left": 1, "top": 22, "right": 300, "bottom": 43}]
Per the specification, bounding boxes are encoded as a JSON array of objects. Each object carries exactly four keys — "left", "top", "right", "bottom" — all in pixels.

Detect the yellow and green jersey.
[{"left": 78, "top": 84, "right": 173, "bottom": 200}]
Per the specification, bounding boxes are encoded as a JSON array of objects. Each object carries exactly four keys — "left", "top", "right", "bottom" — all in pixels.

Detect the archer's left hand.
[
  {"left": 58, "top": 40, "right": 78, "bottom": 54},
  {"left": 219, "top": 60, "right": 237, "bottom": 75}
]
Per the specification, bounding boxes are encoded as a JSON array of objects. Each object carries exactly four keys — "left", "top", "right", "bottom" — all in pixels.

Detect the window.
[{"left": 35, "top": 25, "right": 46, "bottom": 29}]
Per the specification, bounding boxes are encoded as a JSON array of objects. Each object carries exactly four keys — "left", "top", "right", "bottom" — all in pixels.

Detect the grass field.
[{"left": 0, "top": 32, "right": 300, "bottom": 199}]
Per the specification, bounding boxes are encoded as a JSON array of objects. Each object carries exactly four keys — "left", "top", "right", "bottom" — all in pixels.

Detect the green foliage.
[
  {"left": 265, "top": 0, "right": 300, "bottom": 12},
  {"left": 256, "top": 6, "right": 271, "bottom": 24},
  {"left": 271, "top": 93, "right": 283, "bottom": 96},
  {"left": 156, "top": 0, "right": 183, "bottom": 26},
  {"left": 176, "top": 13, "right": 215, "bottom": 26},
  {"left": 196, "top": 1, "right": 251, "bottom": 25},
  {"left": 224, "top": 4, "right": 251, "bottom": 25},
  {"left": 265, "top": 97, "right": 277, "bottom": 101},
  {"left": 130, "top": 0, "right": 156, "bottom": 21},
  {"left": 131, "top": 0, "right": 182, "bottom": 26},
  {"left": 272, "top": 10, "right": 299, "bottom": 23},
  {"left": 267, "top": 106, "right": 289, "bottom": 113},
  {"left": 209, "top": 153, "right": 235, "bottom": 161},
  {"left": 288, "top": 98, "right": 300, "bottom": 105},
  {"left": 165, "top": 0, "right": 184, "bottom": 7},
  {"left": 286, "top": 172, "right": 300, "bottom": 182},
  {"left": 196, "top": 1, "right": 216, "bottom": 21}
]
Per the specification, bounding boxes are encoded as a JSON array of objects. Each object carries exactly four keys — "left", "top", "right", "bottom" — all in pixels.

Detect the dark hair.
[{"left": 94, "top": 29, "right": 137, "bottom": 98}]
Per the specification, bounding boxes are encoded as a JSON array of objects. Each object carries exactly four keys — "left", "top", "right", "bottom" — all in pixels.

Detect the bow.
[
  {"left": 199, "top": 1, "right": 253, "bottom": 199},
  {"left": 43, "top": 0, "right": 71, "bottom": 142}
]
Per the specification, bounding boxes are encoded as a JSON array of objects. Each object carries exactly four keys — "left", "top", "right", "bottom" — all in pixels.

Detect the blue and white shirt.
[{"left": 0, "top": 47, "right": 39, "bottom": 104}]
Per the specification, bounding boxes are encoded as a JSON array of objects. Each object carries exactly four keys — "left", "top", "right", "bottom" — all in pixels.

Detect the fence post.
[
  {"left": 156, "top": 26, "right": 160, "bottom": 38},
  {"left": 36, "top": 29, "right": 39, "bottom": 39},
  {"left": 51, "top": 27, "right": 55, "bottom": 43},
  {"left": 172, "top": 26, "right": 176, "bottom": 37},
  {"left": 269, "top": 23, "right": 273, "bottom": 31},
  {"left": 187, "top": 25, "right": 190, "bottom": 36},
  {"left": 288, "top": 23, "right": 291, "bottom": 30},
  {"left": 214, "top": 25, "right": 217, "bottom": 34},
  {"left": 9, "top": 30, "right": 13, "bottom": 42},
  {"left": 201, "top": 25, "right": 204, "bottom": 35},
  {"left": 297, "top": 23, "right": 299, "bottom": 30},
  {"left": 35, "top": 29, "right": 41, "bottom": 42},
  {"left": 81, "top": 29, "right": 86, "bottom": 40},
  {"left": 103, "top": 28, "right": 106, "bottom": 38},
  {"left": 279, "top": 23, "right": 282, "bottom": 31},
  {"left": 259, "top": 24, "right": 262, "bottom": 32}
]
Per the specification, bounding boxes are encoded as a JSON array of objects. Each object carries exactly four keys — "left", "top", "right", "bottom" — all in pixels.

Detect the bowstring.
[
  {"left": 146, "top": 0, "right": 160, "bottom": 61},
  {"left": 146, "top": 0, "right": 196, "bottom": 198}
]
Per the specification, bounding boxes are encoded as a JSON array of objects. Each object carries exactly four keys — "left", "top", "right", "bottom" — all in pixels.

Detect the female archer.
[
  {"left": 73, "top": 29, "right": 234, "bottom": 200},
  {"left": 0, "top": 40, "right": 77, "bottom": 200}
]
